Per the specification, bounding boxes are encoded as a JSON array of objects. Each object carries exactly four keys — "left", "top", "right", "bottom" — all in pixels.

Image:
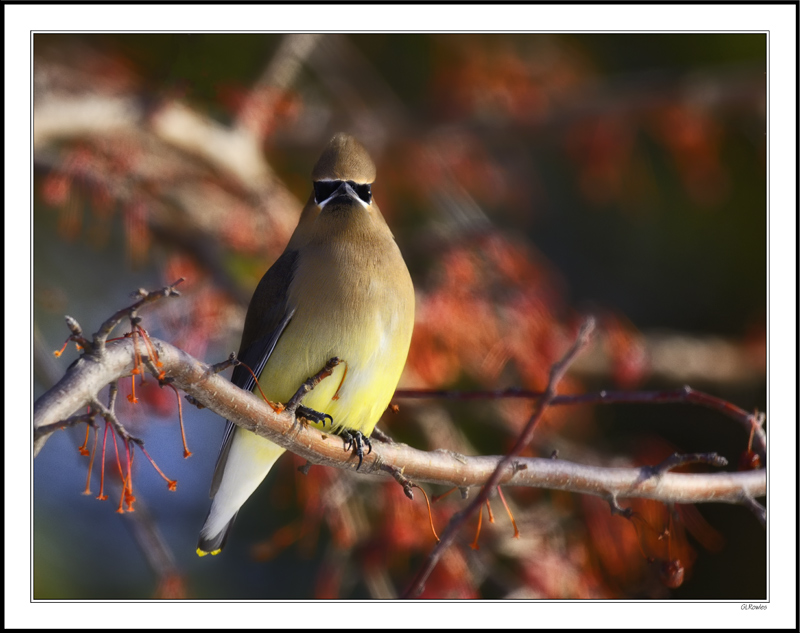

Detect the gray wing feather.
[
  {"left": 209, "top": 309, "right": 294, "bottom": 497},
  {"left": 208, "top": 250, "right": 298, "bottom": 498}
]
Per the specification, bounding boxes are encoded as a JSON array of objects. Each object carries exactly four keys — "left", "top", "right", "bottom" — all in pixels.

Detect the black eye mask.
[{"left": 314, "top": 180, "right": 372, "bottom": 205}]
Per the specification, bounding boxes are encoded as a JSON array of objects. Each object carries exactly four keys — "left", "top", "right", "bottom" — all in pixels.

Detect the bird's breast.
[{"left": 258, "top": 234, "right": 414, "bottom": 435}]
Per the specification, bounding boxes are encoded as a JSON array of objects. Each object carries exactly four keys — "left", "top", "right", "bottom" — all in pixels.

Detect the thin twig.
[
  {"left": 383, "top": 465, "right": 415, "bottom": 500},
  {"left": 90, "top": 396, "right": 143, "bottom": 448},
  {"left": 208, "top": 352, "right": 238, "bottom": 375},
  {"left": 63, "top": 315, "right": 91, "bottom": 350},
  {"left": 394, "top": 386, "right": 766, "bottom": 458},
  {"left": 643, "top": 452, "right": 728, "bottom": 478},
  {"left": 401, "top": 316, "right": 596, "bottom": 598},
  {"left": 284, "top": 357, "right": 341, "bottom": 414},
  {"left": 370, "top": 426, "right": 395, "bottom": 445},
  {"left": 92, "top": 279, "right": 184, "bottom": 353},
  {"left": 606, "top": 493, "right": 634, "bottom": 519},
  {"left": 741, "top": 495, "right": 767, "bottom": 527},
  {"left": 33, "top": 411, "right": 96, "bottom": 442}
]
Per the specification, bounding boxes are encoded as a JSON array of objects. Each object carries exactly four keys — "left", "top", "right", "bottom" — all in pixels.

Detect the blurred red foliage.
[
  {"left": 408, "top": 232, "right": 567, "bottom": 392},
  {"left": 651, "top": 103, "right": 730, "bottom": 208},
  {"left": 34, "top": 33, "right": 764, "bottom": 600},
  {"left": 430, "top": 36, "right": 587, "bottom": 127},
  {"left": 565, "top": 116, "right": 637, "bottom": 207}
]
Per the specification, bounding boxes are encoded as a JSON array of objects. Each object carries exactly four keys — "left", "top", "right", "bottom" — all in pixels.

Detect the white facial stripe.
[
  {"left": 316, "top": 183, "right": 371, "bottom": 209},
  {"left": 315, "top": 178, "right": 373, "bottom": 184}
]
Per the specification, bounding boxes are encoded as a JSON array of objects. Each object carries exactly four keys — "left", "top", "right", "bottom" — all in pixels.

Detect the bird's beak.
[
  {"left": 333, "top": 181, "right": 356, "bottom": 200},
  {"left": 317, "top": 181, "right": 369, "bottom": 210}
]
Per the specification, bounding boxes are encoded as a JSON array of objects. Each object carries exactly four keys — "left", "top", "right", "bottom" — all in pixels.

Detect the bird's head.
[{"left": 311, "top": 133, "right": 376, "bottom": 211}]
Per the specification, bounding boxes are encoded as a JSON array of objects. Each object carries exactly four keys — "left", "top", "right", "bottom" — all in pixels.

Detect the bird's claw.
[
  {"left": 296, "top": 405, "right": 332, "bottom": 427},
  {"left": 341, "top": 430, "right": 372, "bottom": 470}
]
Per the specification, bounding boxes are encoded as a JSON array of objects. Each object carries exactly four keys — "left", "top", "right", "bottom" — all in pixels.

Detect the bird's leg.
[
  {"left": 370, "top": 426, "right": 394, "bottom": 444},
  {"left": 284, "top": 357, "right": 340, "bottom": 428},
  {"left": 340, "top": 430, "right": 373, "bottom": 470}
]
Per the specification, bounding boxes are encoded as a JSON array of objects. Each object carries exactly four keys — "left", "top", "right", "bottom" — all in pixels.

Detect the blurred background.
[{"left": 33, "top": 33, "right": 766, "bottom": 600}]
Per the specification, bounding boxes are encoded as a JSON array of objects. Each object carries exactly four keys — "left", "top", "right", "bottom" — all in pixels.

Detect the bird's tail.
[
  {"left": 197, "top": 512, "right": 238, "bottom": 556},
  {"left": 196, "top": 428, "right": 285, "bottom": 556}
]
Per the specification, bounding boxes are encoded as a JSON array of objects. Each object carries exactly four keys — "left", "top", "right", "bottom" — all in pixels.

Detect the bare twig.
[
  {"left": 33, "top": 410, "right": 96, "bottom": 442},
  {"left": 208, "top": 352, "right": 238, "bottom": 375},
  {"left": 383, "top": 465, "right": 415, "bottom": 500},
  {"left": 370, "top": 426, "right": 395, "bottom": 444},
  {"left": 63, "top": 315, "right": 91, "bottom": 350},
  {"left": 644, "top": 452, "right": 728, "bottom": 478},
  {"left": 741, "top": 495, "right": 767, "bottom": 527},
  {"left": 401, "top": 316, "right": 596, "bottom": 598},
  {"left": 606, "top": 493, "right": 634, "bottom": 519},
  {"left": 92, "top": 279, "right": 184, "bottom": 353},
  {"left": 90, "top": 395, "right": 142, "bottom": 448},
  {"left": 284, "top": 357, "right": 341, "bottom": 414},
  {"left": 394, "top": 386, "right": 766, "bottom": 459}
]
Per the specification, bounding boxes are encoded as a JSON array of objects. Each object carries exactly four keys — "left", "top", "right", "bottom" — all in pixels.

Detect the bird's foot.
[
  {"left": 295, "top": 405, "right": 333, "bottom": 428},
  {"left": 341, "top": 430, "right": 372, "bottom": 470}
]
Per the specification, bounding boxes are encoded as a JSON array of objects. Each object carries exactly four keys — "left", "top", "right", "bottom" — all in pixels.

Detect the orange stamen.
[
  {"left": 470, "top": 506, "right": 483, "bottom": 550},
  {"left": 53, "top": 339, "right": 70, "bottom": 358},
  {"left": 141, "top": 326, "right": 163, "bottom": 366},
  {"left": 139, "top": 445, "right": 177, "bottom": 491},
  {"left": 747, "top": 419, "right": 757, "bottom": 453},
  {"left": 96, "top": 423, "right": 109, "bottom": 501},
  {"left": 237, "top": 361, "right": 281, "bottom": 412},
  {"left": 116, "top": 482, "right": 127, "bottom": 513},
  {"left": 124, "top": 441, "right": 136, "bottom": 511},
  {"left": 166, "top": 383, "right": 192, "bottom": 458},
  {"left": 137, "top": 325, "right": 165, "bottom": 378},
  {"left": 497, "top": 487, "right": 520, "bottom": 538},
  {"left": 111, "top": 428, "right": 125, "bottom": 481},
  {"left": 431, "top": 487, "right": 458, "bottom": 504},
  {"left": 128, "top": 332, "right": 141, "bottom": 401},
  {"left": 127, "top": 373, "right": 138, "bottom": 403},
  {"left": 83, "top": 425, "right": 99, "bottom": 495},
  {"left": 412, "top": 484, "right": 440, "bottom": 542},
  {"left": 78, "top": 424, "right": 91, "bottom": 456},
  {"left": 111, "top": 430, "right": 127, "bottom": 513},
  {"left": 486, "top": 499, "right": 495, "bottom": 523},
  {"left": 332, "top": 362, "right": 348, "bottom": 401}
]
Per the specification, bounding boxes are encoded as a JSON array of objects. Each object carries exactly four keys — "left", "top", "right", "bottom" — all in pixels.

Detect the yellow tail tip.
[{"left": 196, "top": 547, "right": 221, "bottom": 557}]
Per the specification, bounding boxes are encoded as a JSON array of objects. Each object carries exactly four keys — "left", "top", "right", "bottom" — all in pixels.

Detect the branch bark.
[{"left": 33, "top": 336, "right": 766, "bottom": 506}]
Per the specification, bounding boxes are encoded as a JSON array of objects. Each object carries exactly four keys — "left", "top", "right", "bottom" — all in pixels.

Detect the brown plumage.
[
  {"left": 197, "top": 133, "right": 415, "bottom": 556},
  {"left": 311, "top": 132, "right": 377, "bottom": 183}
]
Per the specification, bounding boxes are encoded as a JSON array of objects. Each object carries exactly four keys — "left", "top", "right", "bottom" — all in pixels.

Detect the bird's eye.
[
  {"left": 314, "top": 181, "right": 340, "bottom": 204},
  {"left": 350, "top": 182, "right": 372, "bottom": 204}
]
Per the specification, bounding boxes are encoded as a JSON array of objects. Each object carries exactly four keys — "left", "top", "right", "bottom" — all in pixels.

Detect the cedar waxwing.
[{"left": 197, "top": 133, "right": 415, "bottom": 556}]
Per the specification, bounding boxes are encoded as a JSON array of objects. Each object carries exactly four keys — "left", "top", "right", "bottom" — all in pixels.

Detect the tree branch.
[{"left": 34, "top": 334, "right": 765, "bottom": 500}]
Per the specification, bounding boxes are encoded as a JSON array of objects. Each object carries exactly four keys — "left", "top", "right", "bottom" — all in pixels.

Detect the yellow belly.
[
  {"left": 257, "top": 301, "right": 409, "bottom": 435},
  {"left": 256, "top": 216, "right": 414, "bottom": 436}
]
